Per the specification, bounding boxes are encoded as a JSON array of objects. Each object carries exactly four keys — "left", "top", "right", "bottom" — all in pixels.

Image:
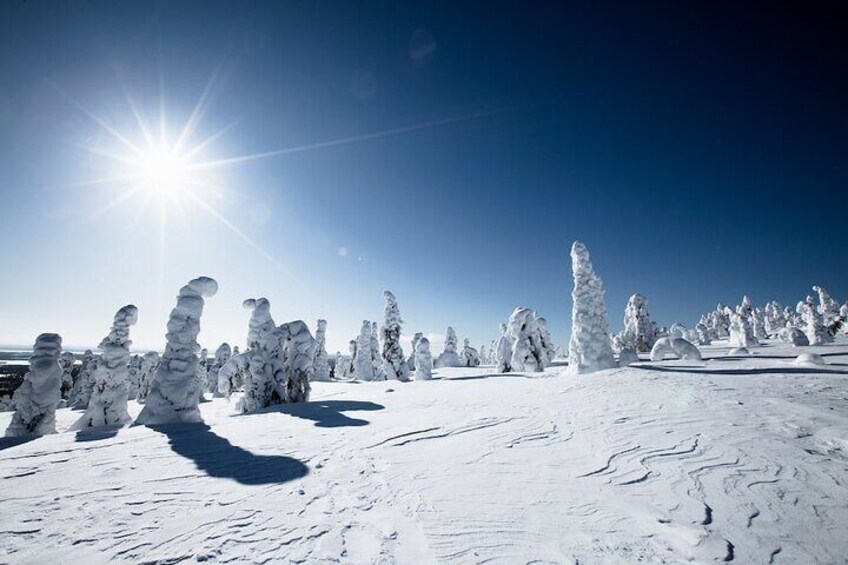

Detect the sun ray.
[
  {"left": 173, "top": 62, "right": 226, "bottom": 153},
  {"left": 122, "top": 86, "right": 157, "bottom": 150},
  {"left": 88, "top": 181, "right": 150, "bottom": 219},
  {"left": 188, "top": 108, "right": 504, "bottom": 171}
]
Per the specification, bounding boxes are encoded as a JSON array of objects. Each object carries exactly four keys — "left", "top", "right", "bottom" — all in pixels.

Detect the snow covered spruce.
[
  {"left": 312, "top": 320, "right": 331, "bottom": 382},
  {"left": 5, "top": 333, "right": 64, "bottom": 437},
  {"left": 435, "top": 326, "right": 462, "bottom": 368},
  {"left": 135, "top": 277, "right": 218, "bottom": 426},
  {"left": 73, "top": 305, "right": 138, "bottom": 430},
  {"left": 380, "top": 291, "right": 409, "bottom": 381},
  {"left": 621, "top": 293, "right": 658, "bottom": 353},
  {"left": 414, "top": 337, "right": 433, "bottom": 380},
  {"left": 567, "top": 241, "right": 616, "bottom": 375},
  {"left": 207, "top": 343, "right": 231, "bottom": 396}
]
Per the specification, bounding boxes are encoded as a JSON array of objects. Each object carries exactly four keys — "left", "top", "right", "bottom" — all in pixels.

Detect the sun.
[{"left": 140, "top": 146, "right": 191, "bottom": 198}]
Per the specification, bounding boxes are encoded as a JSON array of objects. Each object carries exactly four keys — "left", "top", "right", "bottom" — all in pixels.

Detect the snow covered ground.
[{"left": 2, "top": 340, "right": 847, "bottom": 564}]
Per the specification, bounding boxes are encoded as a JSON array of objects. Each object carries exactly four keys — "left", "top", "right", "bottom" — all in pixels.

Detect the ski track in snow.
[{"left": 1, "top": 340, "right": 847, "bottom": 564}]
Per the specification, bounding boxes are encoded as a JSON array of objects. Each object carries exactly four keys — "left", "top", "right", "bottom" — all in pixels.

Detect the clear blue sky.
[{"left": 0, "top": 1, "right": 845, "bottom": 353}]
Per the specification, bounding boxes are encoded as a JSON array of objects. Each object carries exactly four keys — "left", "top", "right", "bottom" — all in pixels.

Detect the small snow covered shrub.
[
  {"left": 460, "top": 338, "right": 481, "bottom": 367},
  {"left": 435, "top": 326, "right": 463, "bottom": 368},
  {"left": 414, "top": 337, "right": 433, "bottom": 380},
  {"left": 5, "top": 333, "right": 63, "bottom": 437},
  {"left": 312, "top": 320, "right": 331, "bottom": 381},
  {"left": 649, "top": 337, "right": 702, "bottom": 362},
  {"left": 136, "top": 277, "right": 218, "bottom": 426},
  {"left": 794, "top": 352, "right": 825, "bottom": 366},
  {"left": 567, "top": 241, "right": 616, "bottom": 375},
  {"left": 381, "top": 291, "right": 409, "bottom": 381},
  {"left": 74, "top": 305, "right": 138, "bottom": 429}
]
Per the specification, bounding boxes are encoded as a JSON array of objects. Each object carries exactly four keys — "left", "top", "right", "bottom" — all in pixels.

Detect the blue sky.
[{"left": 0, "top": 1, "right": 846, "bottom": 352}]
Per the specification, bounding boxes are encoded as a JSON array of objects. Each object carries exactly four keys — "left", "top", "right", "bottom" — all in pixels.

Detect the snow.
[
  {"left": 649, "top": 336, "right": 702, "bottom": 362},
  {"left": 1, "top": 338, "right": 846, "bottom": 563},
  {"left": 794, "top": 352, "right": 826, "bottom": 366},
  {"left": 567, "top": 241, "right": 616, "bottom": 374}
]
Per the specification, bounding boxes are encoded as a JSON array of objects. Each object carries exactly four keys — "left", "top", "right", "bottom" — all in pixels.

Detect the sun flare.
[{"left": 140, "top": 146, "right": 191, "bottom": 198}]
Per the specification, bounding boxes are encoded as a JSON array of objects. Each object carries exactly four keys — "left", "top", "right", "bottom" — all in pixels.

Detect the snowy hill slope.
[{"left": 2, "top": 341, "right": 847, "bottom": 564}]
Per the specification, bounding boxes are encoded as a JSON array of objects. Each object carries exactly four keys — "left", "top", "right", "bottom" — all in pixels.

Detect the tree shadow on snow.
[
  {"left": 441, "top": 372, "right": 535, "bottom": 381},
  {"left": 0, "top": 435, "right": 41, "bottom": 452},
  {"left": 632, "top": 365, "right": 848, "bottom": 377},
  {"left": 150, "top": 424, "right": 309, "bottom": 486},
  {"left": 255, "top": 400, "right": 384, "bottom": 428},
  {"left": 74, "top": 427, "right": 120, "bottom": 442}
]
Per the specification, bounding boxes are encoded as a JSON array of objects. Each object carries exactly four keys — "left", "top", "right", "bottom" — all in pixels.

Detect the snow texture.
[
  {"left": 135, "top": 277, "right": 218, "bottom": 426},
  {"left": 649, "top": 337, "right": 702, "bottom": 362},
  {"left": 435, "top": 326, "right": 462, "bottom": 368},
  {"left": 73, "top": 305, "right": 138, "bottom": 430},
  {"left": 312, "top": 320, "right": 331, "bottom": 382},
  {"left": 5, "top": 333, "right": 63, "bottom": 437},
  {"left": 567, "top": 241, "right": 616, "bottom": 374},
  {"left": 414, "top": 337, "right": 433, "bottom": 380},
  {"left": 380, "top": 291, "right": 409, "bottom": 381}
]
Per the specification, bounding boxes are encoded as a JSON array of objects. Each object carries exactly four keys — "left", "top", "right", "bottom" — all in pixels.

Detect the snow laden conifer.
[
  {"left": 567, "top": 241, "right": 616, "bottom": 375},
  {"left": 507, "top": 308, "right": 545, "bottom": 372},
  {"left": 312, "top": 320, "right": 331, "bottom": 381},
  {"left": 67, "top": 349, "right": 96, "bottom": 408},
  {"left": 208, "top": 343, "right": 231, "bottom": 396},
  {"left": 460, "top": 338, "right": 481, "bottom": 367},
  {"left": 764, "top": 301, "right": 786, "bottom": 337},
  {"left": 354, "top": 321, "right": 376, "bottom": 381},
  {"left": 136, "top": 277, "right": 218, "bottom": 426},
  {"left": 535, "top": 317, "right": 557, "bottom": 366},
  {"left": 622, "top": 294, "right": 657, "bottom": 352},
  {"left": 726, "top": 305, "right": 758, "bottom": 348},
  {"left": 407, "top": 332, "right": 423, "bottom": 371},
  {"left": 137, "top": 351, "right": 159, "bottom": 402},
  {"left": 370, "top": 321, "right": 385, "bottom": 380},
  {"left": 381, "top": 291, "right": 409, "bottom": 381},
  {"left": 414, "top": 337, "right": 433, "bottom": 380},
  {"left": 59, "top": 351, "right": 76, "bottom": 400},
  {"left": 813, "top": 285, "right": 840, "bottom": 326},
  {"left": 73, "top": 305, "right": 138, "bottom": 429},
  {"left": 435, "top": 326, "right": 462, "bottom": 368},
  {"left": 232, "top": 298, "right": 276, "bottom": 412},
  {"left": 751, "top": 308, "right": 768, "bottom": 341},
  {"left": 798, "top": 295, "right": 831, "bottom": 345},
  {"left": 6, "top": 333, "right": 63, "bottom": 437},
  {"left": 127, "top": 354, "right": 142, "bottom": 400},
  {"left": 494, "top": 323, "right": 513, "bottom": 372}
]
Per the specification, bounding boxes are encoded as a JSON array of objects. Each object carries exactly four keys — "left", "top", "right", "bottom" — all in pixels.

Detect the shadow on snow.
[
  {"left": 632, "top": 364, "right": 848, "bottom": 376},
  {"left": 252, "top": 400, "right": 385, "bottom": 428},
  {"left": 150, "top": 423, "right": 309, "bottom": 486}
]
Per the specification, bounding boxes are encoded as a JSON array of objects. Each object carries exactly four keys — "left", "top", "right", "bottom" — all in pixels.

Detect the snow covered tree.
[
  {"left": 695, "top": 322, "right": 712, "bottom": 345},
  {"left": 58, "top": 351, "right": 76, "bottom": 400},
  {"left": 276, "top": 320, "right": 315, "bottom": 403},
  {"left": 370, "top": 321, "right": 385, "bottom": 379},
  {"left": 535, "top": 317, "right": 557, "bottom": 366},
  {"left": 813, "top": 285, "right": 840, "bottom": 326},
  {"left": 567, "top": 241, "right": 616, "bottom": 375},
  {"left": 208, "top": 343, "right": 231, "bottom": 396},
  {"left": 669, "top": 323, "right": 687, "bottom": 339},
  {"left": 726, "top": 305, "right": 758, "bottom": 348},
  {"left": 127, "top": 354, "right": 142, "bottom": 400},
  {"left": 335, "top": 340, "right": 357, "bottom": 380},
  {"left": 137, "top": 351, "right": 159, "bottom": 402},
  {"left": 621, "top": 293, "right": 657, "bottom": 352},
  {"left": 67, "top": 349, "right": 96, "bottom": 409},
  {"left": 6, "top": 333, "right": 63, "bottom": 437},
  {"left": 407, "top": 332, "right": 423, "bottom": 371},
  {"left": 136, "top": 276, "right": 218, "bottom": 426},
  {"left": 414, "top": 337, "right": 433, "bottom": 380},
  {"left": 710, "top": 304, "right": 731, "bottom": 339},
  {"left": 479, "top": 344, "right": 489, "bottom": 365},
  {"left": 507, "top": 308, "right": 545, "bottom": 372},
  {"left": 764, "top": 301, "right": 786, "bottom": 337},
  {"left": 354, "top": 321, "right": 375, "bottom": 381},
  {"left": 195, "top": 348, "right": 209, "bottom": 402},
  {"left": 381, "top": 291, "right": 409, "bottom": 381},
  {"left": 435, "top": 326, "right": 462, "bottom": 368},
  {"left": 312, "top": 319, "right": 331, "bottom": 381},
  {"left": 650, "top": 337, "right": 702, "bottom": 362},
  {"left": 797, "top": 296, "right": 831, "bottom": 345},
  {"left": 494, "top": 323, "right": 513, "bottom": 373},
  {"left": 459, "top": 338, "right": 481, "bottom": 367},
  {"left": 73, "top": 305, "right": 138, "bottom": 429},
  {"left": 751, "top": 308, "right": 768, "bottom": 341}
]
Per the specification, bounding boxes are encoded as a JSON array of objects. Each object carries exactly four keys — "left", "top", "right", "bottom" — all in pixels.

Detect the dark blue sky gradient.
[{"left": 0, "top": 1, "right": 845, "bottom": 349}]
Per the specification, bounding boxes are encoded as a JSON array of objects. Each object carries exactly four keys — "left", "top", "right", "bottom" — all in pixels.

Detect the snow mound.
[
  {"left": 618, "top": 348, "right": 639, "bottom": 366},
  {"left": 728, "top": 347, "right": 750, "bottom": 356},
  {"left": 794, "top": 353, "right": 826, "bottom": 366},
  {"left": 649, "top": 337, "right": 702, "bottom": 362}
]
